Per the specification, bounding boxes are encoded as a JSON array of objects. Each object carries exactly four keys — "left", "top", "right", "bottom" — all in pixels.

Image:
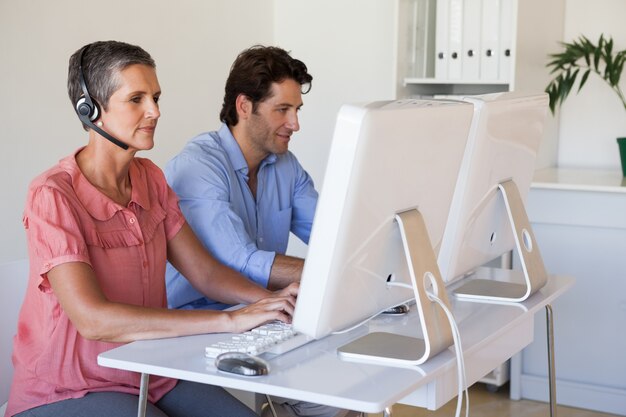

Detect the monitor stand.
[
  {"left": 337, "top": 208, "right": 453, "bottom": 366},
  {"left": 453, "top": 180, "right": 548, "bottom": 303}
]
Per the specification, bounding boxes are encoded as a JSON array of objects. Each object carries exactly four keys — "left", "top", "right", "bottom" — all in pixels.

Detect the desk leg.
[
  {"left": 546, "top": 305, "right": 556, "bottom": 417},
  {"left": 137, "top": 373, "right": 149, "bottom": 417},
  {"left": 383, "top": 405, "right": 392, "bottom": 417}
]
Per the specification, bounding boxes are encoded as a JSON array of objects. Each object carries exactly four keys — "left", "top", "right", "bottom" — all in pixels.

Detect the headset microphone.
[{"left": 74, "top": 46, "right": 129, "bottom": 150}]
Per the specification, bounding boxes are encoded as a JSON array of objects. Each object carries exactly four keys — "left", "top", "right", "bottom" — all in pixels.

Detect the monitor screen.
[
  {"left": 437, "top": 92, "right": 549, "bottom": 288},
  {"left": 292, "top": 99, "right": 474, "bottom": 340}
]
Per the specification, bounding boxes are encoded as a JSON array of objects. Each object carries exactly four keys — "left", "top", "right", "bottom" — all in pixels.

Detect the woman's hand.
[{"left": 227, "top": 289, "right": 297, "bottom": 333}]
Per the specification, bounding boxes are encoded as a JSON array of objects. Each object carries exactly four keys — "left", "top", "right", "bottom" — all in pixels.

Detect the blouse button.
[{"left": 129, "top": 217, "right": 136, "bottom": 224}]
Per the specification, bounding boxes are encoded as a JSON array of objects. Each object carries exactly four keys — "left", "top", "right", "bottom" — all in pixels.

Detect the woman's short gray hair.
[{"left": 67, "top": 41, "right": 155, "bottom": 131}]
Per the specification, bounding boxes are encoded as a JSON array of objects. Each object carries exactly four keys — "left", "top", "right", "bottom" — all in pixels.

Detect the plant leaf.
[
  {"left": 546, "top": 82, "right": 558, "bottom": 114},
  {"left": 593, "top": 46, "right": 601, "bottom": 71},
  {"left": 578, "top": 69, "right": 591, "bottom": 92},
  {"left": 544, "top": 33, "right": 626, "bottom": 112}
]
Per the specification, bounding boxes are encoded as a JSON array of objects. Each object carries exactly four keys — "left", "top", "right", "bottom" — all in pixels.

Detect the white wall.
[
  {"left": 273, "top": 0, "right": 398, "bottom": 256},
  {"left": 0, "top": 0, "right": 273, "bottom": 263},
  {"left": 514, "top": 0, "right": 565, "bottom": 169},
  {"left": 557, "top": 0, "right": 626, "bottom": 169},
  {"left": 273, "top": 0, "right": 398, "bottom": 186}
]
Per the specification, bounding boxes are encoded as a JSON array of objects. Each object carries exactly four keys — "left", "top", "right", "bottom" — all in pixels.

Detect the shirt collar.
[
  {"left": 217, "top": 123, "right": 278, "bottom": 175},
  {"left": 60, "top": 147, "right": 151, "bottom": 221}
]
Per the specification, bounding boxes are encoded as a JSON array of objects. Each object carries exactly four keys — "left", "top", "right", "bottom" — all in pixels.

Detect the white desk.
[{"left": 98, "top": 275, "right": 573, "bottom": 416}]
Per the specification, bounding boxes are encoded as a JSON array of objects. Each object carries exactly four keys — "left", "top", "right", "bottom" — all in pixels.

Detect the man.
[
  {"left": 166, "top": 46, "right": 356, "bottom": 417},
  {"left": 165, "top": 45, "right": 316, "bottom": 310}
]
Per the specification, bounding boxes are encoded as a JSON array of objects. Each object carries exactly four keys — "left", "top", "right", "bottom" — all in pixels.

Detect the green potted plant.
[{"left": 545, "top": 34, "right": 626, "bottom": 175}]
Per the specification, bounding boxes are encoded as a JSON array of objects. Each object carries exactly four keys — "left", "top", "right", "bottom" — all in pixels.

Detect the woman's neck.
[{"left": 76, "top": 142, "right": 134, "bottom": 206}]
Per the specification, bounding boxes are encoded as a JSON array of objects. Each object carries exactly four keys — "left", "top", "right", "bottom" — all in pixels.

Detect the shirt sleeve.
[
  {"left": 290, "top": 158, "right": 318, "bottom": 244},
  {"left": 166, "top": 151, "right": 275, "bottom": 288},
  {"left": 24, "top": 185, "right": 91, "bottom": 291}
]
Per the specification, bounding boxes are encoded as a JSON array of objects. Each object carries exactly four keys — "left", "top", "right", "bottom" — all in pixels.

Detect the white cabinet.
[
  {"left": 510, "top": 168, "right": 626, "bottom": 416},
  {"left": 433, "top": 0, "right": 514, "bottom": 82},
  {"left": 395, "top": 0, "right": 564, "bottom": 98},
  {"left": 397, "top": 0, "right": 516, "bottom": 97},
  {"left": 461, "top": 0, "right": 482, "bottom": 80}
]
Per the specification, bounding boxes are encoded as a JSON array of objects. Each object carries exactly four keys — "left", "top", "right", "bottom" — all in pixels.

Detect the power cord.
[
  {"left": 330, "top": 297, "right": 414, "bottom": 335},
  {"left": 387, "top": 281, "right": 469, "bottom": 417},
  {"left": 265, "top": 394, "right": 278, "bottom": 417},
  {"left": 427, "top": 290, "right": 469, "bottom": 417}
]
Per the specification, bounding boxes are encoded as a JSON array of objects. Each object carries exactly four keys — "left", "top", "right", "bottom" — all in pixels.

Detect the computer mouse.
[
  {"left": 382, "top": 303, "right": 410, "bottom": 315},
  {"left": 215, "top": 352, "right": 270, "bottom": 376}
]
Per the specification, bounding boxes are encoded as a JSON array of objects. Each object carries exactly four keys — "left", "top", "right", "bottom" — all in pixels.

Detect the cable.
[
  {"left": 330, "top": 297, "right": 414, "bottom": 335},
  {"left": 387, "top": 281, "right": 469, "bottom": 417},
  {"left": 427, "top": 291, "right": 469, "bottom": 417},
  {"left": 265, "top": 394, "right": 278, "bottom": 417}
]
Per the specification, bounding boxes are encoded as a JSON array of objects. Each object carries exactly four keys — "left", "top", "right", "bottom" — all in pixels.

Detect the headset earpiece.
[
  {"left": 76, "top": 96, "right": 99, "bottom": 122},
  {"left": 73, "top": 45, "right": 128, "bottom": 150},
  {"left": 76, "top": 46, "right": 100, "bottom": 123}
]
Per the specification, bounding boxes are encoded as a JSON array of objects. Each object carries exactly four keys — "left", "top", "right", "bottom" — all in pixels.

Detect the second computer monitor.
[{"left": 437, "top": 92, "right": 549, "bottom": 301}]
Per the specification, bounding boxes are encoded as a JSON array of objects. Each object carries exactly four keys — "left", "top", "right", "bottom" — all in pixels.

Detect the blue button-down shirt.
[{"left": 165, "top": 124, "right": 318, "bottom": 309}]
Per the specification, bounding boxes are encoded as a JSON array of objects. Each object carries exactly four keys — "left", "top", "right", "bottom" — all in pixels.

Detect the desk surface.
[{"left": 98, "top": 275, "right": 573, "bottom": 413}]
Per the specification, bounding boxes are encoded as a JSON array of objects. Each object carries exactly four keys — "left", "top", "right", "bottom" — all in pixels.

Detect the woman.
[{"left": 5, "top": 40, "right": 297, "bottom": 417}]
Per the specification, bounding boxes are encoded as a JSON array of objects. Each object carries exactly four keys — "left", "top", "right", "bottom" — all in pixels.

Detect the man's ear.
[{"left": 235, "top": 94, "right": 252, "bottom": 121}]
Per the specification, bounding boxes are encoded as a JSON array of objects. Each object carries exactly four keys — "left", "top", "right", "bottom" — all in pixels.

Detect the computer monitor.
[
  {"left": 437, "top": 92, "right": 550, "bottom": 302},
  {"left": 292, "top": 98, "right": 474, "bottom": 365}
]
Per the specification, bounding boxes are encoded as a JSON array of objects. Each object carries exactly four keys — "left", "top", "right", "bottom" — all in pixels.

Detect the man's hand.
[{"left": 274, "top": 281, "right": 299, "bottom": 299}]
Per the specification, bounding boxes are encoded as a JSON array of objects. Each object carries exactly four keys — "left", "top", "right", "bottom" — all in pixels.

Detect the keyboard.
[{"left": 205, "top": 321, "right": 312, "bottom": 358}]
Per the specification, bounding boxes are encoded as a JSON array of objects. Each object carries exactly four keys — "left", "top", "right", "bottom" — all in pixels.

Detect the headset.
[{"left": 75, "top": 45, "right": 129, "bottom": 150}]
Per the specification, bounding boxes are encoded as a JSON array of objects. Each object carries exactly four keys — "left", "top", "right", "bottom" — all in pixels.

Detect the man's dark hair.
[{"left": 220, "top": 45, "right": 313, "bottom": 126}]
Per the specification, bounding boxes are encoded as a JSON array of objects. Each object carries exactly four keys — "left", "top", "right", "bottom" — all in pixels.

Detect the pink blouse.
[{"left": 6, "top": 149, "right": 185, "bottom": 416}]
